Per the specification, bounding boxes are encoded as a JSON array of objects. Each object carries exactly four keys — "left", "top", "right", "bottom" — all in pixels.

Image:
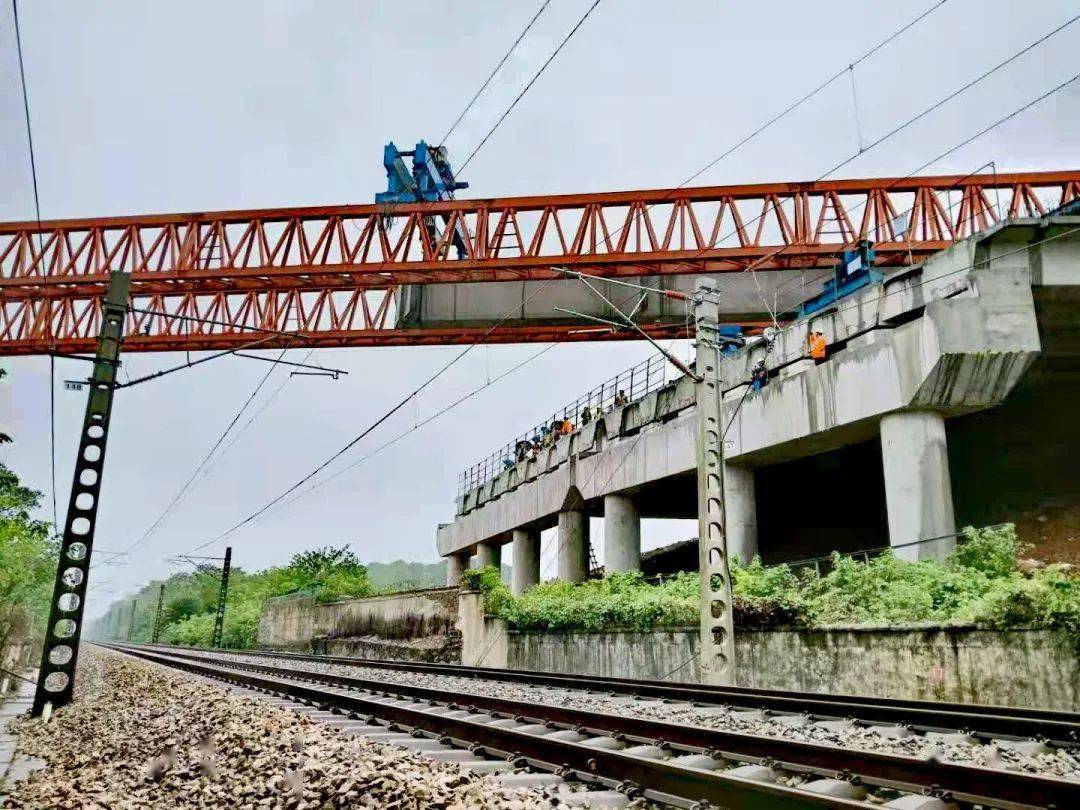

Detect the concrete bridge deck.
[{"left": 437, "top": 216, "right": 1080, "bottom": 591}]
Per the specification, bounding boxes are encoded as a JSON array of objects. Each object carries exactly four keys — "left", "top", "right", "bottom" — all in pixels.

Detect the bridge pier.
[
  {"left": 723, "top": 463, "right": 758, "bottom": 565},
  {"left": 476, "top": 541, "right": 501, "bottom": 570},
  {"left": 880, "top": 410, "right": 956, "bottom": 561},
  {"left": 445, "top": 552, "right": 468, "bottom": 586},
  {"left": 557, "top": 510, "right": 589, "bottom": 583},
  {"left": 511, "top": 528, "right": 540, "bottom": 595},
  {"left": 603, "top": 494, "right": 640, "bottom": 573}
]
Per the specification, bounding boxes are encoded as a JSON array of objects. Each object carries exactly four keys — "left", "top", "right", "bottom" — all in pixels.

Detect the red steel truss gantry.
[{"left": 1, "top": 170, "right": 1076, "bottom": 355}]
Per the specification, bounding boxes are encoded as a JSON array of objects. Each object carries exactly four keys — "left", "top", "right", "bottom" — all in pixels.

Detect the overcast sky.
[{"left": 1, "top": 0, "right": 1077, "bottom": 618}]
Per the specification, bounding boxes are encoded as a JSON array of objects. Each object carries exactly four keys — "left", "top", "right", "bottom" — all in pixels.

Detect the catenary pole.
[
  {"left": 210, "top": 547, "right": 232, "bottom": 648},
  {"left": 692, "top": 278, "right": 736, "bottom": 685},
  {"left": 152, "top": 583, "right": 165, "bottom": 644},
  {"left": 126, "top": 598, "right": 137, "bottom": 642},
  {"left": 32, "top": 271, "right": 130, "bottom": 717}
]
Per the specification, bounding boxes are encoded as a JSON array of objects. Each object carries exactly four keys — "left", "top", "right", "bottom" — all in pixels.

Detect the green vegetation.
[
  {"left": 465, "top": 525, "right": 1080, "bottom": 636},
  {"left": 93, "top": 545, "right": 372, "bottom": 649},
  {"left": 0, "top": 367, "right": 60, "bottom": 662},
  {"left": 463, "top": 567, "right": 698, "bottom": 631},
  {"left": 0, "top": 462, "right": 57, "bottom": 659}
]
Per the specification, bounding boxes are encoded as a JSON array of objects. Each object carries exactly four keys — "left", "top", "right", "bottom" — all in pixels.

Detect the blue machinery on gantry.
[{"left": 377, "top": 141, "right": 470, "bottom": 259}]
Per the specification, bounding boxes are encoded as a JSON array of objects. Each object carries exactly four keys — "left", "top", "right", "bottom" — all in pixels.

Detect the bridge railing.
[{"left": 458, "top": 354, "right": 672, "bottom": 495}]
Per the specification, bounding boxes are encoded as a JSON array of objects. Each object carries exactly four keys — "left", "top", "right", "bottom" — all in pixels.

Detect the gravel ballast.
[
  {"left": 203, "top": 649, "right": 1080, "bottom": 781},
  {"left": 5, "top": 649, "right": 584, "bottom": 808}
]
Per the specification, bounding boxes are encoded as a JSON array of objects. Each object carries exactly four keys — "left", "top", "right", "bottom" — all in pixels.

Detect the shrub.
[
  {"left": 469, "top": 524, "right": 1079, "bottom": 637},
  {"left": 732, "top": 595, "right": 800, "bottom": 628},
  {"left": 502, "top": 572, "right": 700, "bottom": 632},
  {"left": 948, "top": 523, "right": 1020, "bottom": 578}
]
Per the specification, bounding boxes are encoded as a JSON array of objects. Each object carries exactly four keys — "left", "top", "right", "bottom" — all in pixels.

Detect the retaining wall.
[
  {"left": 458, "top": 594, "right": 1078, "bottom": 710},
  {"left": 257, "top": 587, "right": 460, "bottom": 660}
]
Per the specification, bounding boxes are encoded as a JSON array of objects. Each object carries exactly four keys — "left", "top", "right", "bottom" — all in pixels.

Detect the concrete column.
[
  {"left": 557, "top": 510, "right": 589, "bottom": 583},
  {"left": 511, "top": 529, "right": 540, "bottom": 595},
  {"left": 722, "top": 463, "right": 758, "bottom": 565},
  {"left": 475, "top": 541, "right": 501, "bottom": 570},
  {"left": 603, "top": 494, "right": 640, "bottom": 573},
  {"left": 880, "top": 410, "right": 956, "bottom": 561},
  {"left": 445, "top": 553, "right": 468, "bottom": 586}
]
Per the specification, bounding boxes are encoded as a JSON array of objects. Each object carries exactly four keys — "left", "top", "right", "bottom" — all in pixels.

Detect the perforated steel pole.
[
  {"left": 32, "top": 271, "right": 129, "bottom": 717},
  {"left": 693, "top": 278, "right": 736, "bottom": 686},
  {"left": 210, "top": 547, "right": 232, "bottom": 648},
  {"left": 152, "top": 583, "right": 165, "bottom": 644},
  {"left": 126, "top": 598, "right": 137, "bottom": 642}
]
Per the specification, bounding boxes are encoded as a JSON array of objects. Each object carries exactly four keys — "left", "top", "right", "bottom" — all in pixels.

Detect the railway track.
[
  {"left": 104, "top": 642, "right": 1080, "bottom": 809},
  {"left": 134, "top": 642, "right": 1080, "bottom": 746}
]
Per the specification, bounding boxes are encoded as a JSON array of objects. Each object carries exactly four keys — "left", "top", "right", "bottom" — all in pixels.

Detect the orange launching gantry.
[{"left": 1, "top": 170, "right": 1077, "bottom": 356}]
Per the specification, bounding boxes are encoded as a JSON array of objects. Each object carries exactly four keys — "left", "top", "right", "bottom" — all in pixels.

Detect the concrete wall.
[
  {"left": 503, "top": 627, "right": 1078, "bottom": 711},
  {"left": 456, "top": 591, "right": 1078, "bottom": 709},
  {"left": 257, "top": 587, "right": 460, "bottom": 655}
]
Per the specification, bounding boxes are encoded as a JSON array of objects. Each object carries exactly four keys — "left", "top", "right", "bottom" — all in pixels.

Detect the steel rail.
[
  {"left": 144, "top": 643, "right": 1080, "bottom": 745},
  {"left": 110, "top": 643, "right": 1080, "bottom": 809},
  {"left": 107, "top": 643, "right": 867, "bottom": 810}
]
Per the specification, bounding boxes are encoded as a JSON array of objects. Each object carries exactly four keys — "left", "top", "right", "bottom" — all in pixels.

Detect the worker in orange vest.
[{"left": 808, "top": 330, "right": 827, "bottom": 362}]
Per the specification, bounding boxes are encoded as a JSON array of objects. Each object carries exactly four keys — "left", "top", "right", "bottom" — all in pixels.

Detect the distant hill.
[{"left": 365, "top": 559, "right": 512, "bottom": 590}]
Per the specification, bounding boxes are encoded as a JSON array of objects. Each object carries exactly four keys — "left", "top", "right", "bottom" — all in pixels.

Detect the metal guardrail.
[{"left": 458, "top": 354, "right": 673, "bottom": 494}]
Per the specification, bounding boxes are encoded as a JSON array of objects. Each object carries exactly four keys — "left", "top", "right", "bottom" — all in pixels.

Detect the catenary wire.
[
  {"left": 220, "top": 282, "right": 670, "bottom": 539},
  {"left": 768, "top": 72, "right": 1080, "bottom": 315},
  {"left": 212, "top": 348, "right": 318, "bottom": 460},
  {"left": 199, "top": 281, "right": 566, "bottom": 548},
  {"left": 186, "top": 284, "right": 660, "bottom": 554},
  {"left": 663, "top": 14, "right": 1080, "bottom": 328},
  {"left": 11, "top": 0, "right": 56, "bottom": 531},
  {"left": 120, "top": 340, "right": 297, "bottom": 557},
  {"left": 756, "top": 69, "right": 1080, "bottom": 320},
  {"left": 184, "top": 343, "right": 565, "bottom": 554},
  {"left": 670, "top": 0, "right": 951, "bottom": 193},
  {"left": 458, "top": 0, "right": 604, "bottom": 173},
  {"left": 440, "top": 0, "right": 553, "bottom": 146}
]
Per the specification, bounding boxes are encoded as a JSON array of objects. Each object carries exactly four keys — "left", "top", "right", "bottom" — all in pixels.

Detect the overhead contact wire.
[{"left": 440, "top": 0, "right": 553, "bottom": 146}]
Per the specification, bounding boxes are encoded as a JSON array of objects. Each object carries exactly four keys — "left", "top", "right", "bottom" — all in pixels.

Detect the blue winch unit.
[
  {"left": 376, "top": 141, "right": 470, "bottom": 258},
  {"left": 799, "top": 240, "right": 881, "bottom": 317}
]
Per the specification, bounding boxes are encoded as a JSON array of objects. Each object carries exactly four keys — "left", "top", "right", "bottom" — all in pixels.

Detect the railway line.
[
  {"left": 103, "top": 642, "right": 1080, "bottom": 809},
  {"left": 134, "top": 643, "right": 1080, "bottom": 745}
]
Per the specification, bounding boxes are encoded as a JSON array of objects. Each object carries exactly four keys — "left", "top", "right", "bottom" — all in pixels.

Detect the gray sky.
[{"left": 1, "top": 1, "right": 1077, "bottom": 618}]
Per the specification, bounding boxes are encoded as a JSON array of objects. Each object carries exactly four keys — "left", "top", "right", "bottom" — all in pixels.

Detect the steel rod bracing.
[
  {"left": 1, "top": 171, "right": 1077, "bottom": 355},
  {"left": 31, "top": 270, "right": 129, "bottom": 716}
]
